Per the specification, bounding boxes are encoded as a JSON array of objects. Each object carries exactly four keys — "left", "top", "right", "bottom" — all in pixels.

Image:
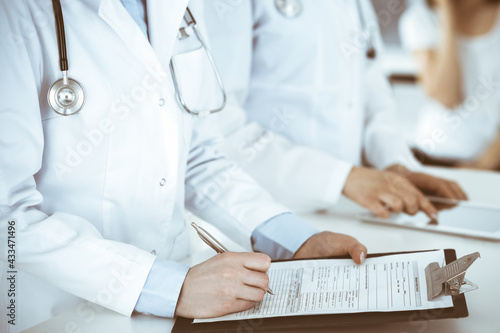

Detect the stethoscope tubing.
[
  {"left": 355, "top": 0, "right": 376, "bottom": 59},
  {"left": 169, "top": 14, "right": 227, "bottom": 117},
  {"left": 51, "top": 0, "right": 68, "bottom": 72}
]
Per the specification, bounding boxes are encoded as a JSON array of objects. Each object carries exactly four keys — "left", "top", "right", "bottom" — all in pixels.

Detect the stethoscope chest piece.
[
  {"left": 48, "top": 77, "right": 85, "bottom": 116},
  {"left": 275, "top": 0, "right": 302, "bottom": 18}
]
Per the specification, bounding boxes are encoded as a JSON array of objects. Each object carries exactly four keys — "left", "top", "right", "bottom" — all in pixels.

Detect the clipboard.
[{"left": 172, "top": 249, "right": 469, "bottom": 333}]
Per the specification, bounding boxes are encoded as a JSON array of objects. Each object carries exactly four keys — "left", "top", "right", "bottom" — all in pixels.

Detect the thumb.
[{"left": 345, "top": 238, "right": 368, "bottom": 265}]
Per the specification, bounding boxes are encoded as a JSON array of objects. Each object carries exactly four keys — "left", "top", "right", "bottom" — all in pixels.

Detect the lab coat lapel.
[
  {"left": 81, "top": 0, "right": 102, "bottom": 13},
  {"left": 97, "top": 0, "right": 159, "bottom": 67},
  {"left": 96, "top": 0, "right": 187, "bottom": 214},
  {"left": 95, "top": 0, "right": 189, "bottom": 71},
  {"left": 147, "top": 0, "right": 190, "bottom": 68}
]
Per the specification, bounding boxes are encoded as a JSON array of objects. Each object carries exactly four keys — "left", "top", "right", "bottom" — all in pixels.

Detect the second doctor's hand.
[{"left": 191, "top": 222, "right": 274, "bottom": 295}]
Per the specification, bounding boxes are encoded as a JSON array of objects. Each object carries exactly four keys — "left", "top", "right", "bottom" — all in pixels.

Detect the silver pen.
[{"left": 191, "top": 222, "right": 274, "bottom": 295}]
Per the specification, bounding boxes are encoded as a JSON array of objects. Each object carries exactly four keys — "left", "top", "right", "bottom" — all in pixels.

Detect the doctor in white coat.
[
  {"left": 0, "top": 1, "right": 367, "bottom": 332},
  {"left": 202, "top": 0, "right": 467, "bottom": 217}
]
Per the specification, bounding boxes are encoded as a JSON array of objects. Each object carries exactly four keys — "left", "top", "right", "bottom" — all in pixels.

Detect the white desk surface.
[{"left": 23, "top": 167, "right": 500, "bottom": 333}]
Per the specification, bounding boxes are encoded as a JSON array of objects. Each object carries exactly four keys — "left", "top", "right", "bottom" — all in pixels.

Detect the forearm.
[
  {"left": 418, "top": 3, "right": 462, "bottom": 108},
  {"left": 470, "top": 130, "right": 500, "bottom": 170},
  {"left": 185, "top": 119, "right": 290, "bottom": 249},
  {"left": 223, "top": 122, "right": 352, "bottom": 212}
]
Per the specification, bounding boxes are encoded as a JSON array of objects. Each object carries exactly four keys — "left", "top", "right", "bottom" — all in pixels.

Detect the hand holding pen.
[{"left": 191, "top": 222, "right": 274, "bottom": 295}]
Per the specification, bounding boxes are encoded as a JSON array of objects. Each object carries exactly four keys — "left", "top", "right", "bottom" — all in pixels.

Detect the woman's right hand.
[{"left": 175, "top": 252, "right": 271, "bottom": 319}]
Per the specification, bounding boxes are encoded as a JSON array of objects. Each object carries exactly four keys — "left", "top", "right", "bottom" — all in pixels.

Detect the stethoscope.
[
  {"left": 170, "top": 8, "right": 226, "bottom": 118},
  {"left": 47, "top": 0, "right": 85, "bottom": 116},
  {"left": 274, "top": 0, "right": 376, "bottom": 59},
  {"left": 48, "top": 0, "right": 226, "bottom": 117}
]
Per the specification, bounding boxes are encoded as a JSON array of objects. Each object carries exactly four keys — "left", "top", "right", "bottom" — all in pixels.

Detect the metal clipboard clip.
[{"left": 425, "top": 252, "right": 480, "bottom": 301}]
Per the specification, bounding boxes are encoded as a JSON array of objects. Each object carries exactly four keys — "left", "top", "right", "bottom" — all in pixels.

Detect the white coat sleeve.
[
  {"left": 184, "top": 116, "right": 292, "bottom": 249},
  {"left": 0, "top": 3, "right": 155, "bottom": 317},
  {"left": 220, "top": 104, "right": 353, "bottom": 213},
  {"left": 363, "top": 59, "right": 420, "bottom": 170},
  {"left": 360, "top": 2, "right": 421, "bottom": 170}
]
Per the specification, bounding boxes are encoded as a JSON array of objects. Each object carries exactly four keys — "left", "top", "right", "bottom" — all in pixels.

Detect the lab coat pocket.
[{"left": 170, "top": 47, "right": 224, "bottom": 116}]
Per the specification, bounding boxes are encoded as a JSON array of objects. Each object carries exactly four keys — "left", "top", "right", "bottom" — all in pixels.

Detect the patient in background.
[{"left": 400, "top": 0, "right": 500, "bottom": 170}]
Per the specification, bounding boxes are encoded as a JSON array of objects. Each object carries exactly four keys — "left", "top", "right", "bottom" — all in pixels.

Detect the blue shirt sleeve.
[
  {"left": 134, "top": 259, "right": 190, "bottom": 317},
  {"left": 251, "top": 213, "right": 319, "bottom": 260},
  {"left": 136, "top": 213, "right": 318, "bottom": 316}
]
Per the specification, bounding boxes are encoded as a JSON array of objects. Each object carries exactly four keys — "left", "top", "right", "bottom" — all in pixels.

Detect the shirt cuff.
[
  {"left": 251, "top": 213, "right": 319, "bottom": 260},
  {"left": 134, "top": 258, "right": 190, "bottom": 317}
]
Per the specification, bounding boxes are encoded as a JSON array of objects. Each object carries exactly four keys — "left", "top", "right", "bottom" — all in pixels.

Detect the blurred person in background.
[
  {"left": 201, "top": 0, "right": 467, "bottom": 220},
  {"left": 400, "top": 0, "right": 500, "bottom": 170}
]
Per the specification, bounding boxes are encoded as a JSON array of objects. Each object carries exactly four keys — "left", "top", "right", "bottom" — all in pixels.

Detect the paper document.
[{"left": 194, "top": 250, "right": 453, "bottom": 323}]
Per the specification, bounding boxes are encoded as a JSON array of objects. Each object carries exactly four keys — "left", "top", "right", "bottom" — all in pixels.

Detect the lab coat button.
[
  {"left": 151, "top": 250, "right": 156, "bottom": 255},
  {"left": 158, "top": 98, "right": 165, "bottom": 106},
  {"left": 159, "top": 178, "right": 166, "bottom": 186}
]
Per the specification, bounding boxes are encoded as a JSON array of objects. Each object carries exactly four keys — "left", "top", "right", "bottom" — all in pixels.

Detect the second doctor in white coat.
[
  {"left": 202, "top": 0, "right": 467, "bottom": 217},
  {"left": 0, "top": 1, "right": 367, "bottom": 332}
]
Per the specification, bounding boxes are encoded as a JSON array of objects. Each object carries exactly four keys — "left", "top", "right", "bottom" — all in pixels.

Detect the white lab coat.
[
  {"left": 237, "top": 0, "right": 419, "bottom": 169},
  {"left": 200, "top": 0, "right": 420, "bottom": 213},
  {"left": 0, "top": 1, "right": 288, "bottom": 332},
  {"left": 199, "top": 1, "right": 353, "bottom": 213}
]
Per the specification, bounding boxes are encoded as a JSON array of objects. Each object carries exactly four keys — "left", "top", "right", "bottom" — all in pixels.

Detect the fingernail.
[
  {"left": 360, "top": 251, "right": 365, "bottom": 263},
  {"left": 431, "top": 213, "right": 438, "bottom": 220}
]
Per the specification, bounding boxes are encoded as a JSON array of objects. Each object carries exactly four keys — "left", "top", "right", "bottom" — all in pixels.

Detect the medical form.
[{"left": 194, "top": 250, "right": 453, "bottom": 323}]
